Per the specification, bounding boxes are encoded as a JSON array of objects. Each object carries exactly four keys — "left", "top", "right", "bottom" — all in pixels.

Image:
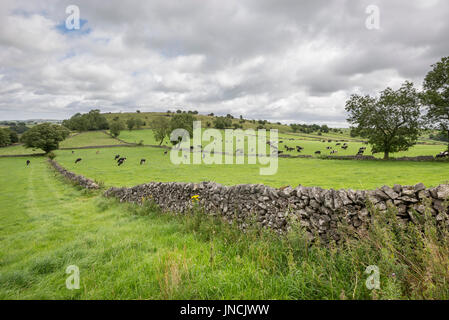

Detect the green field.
[
  {"left": 53, "top": 146, "right": 449, "bottom": 190},
  {"left": 116, "top": 129, "right": 447, "bottom": 159},
  {"left": 1, "top": 157, "right": 447, "bottom": 299},
  {"left": 0, "top": 145, "right": 44, "bottom": 156},
  {"left": 59, "top": 131, "right": 125, "bottom": 148}
]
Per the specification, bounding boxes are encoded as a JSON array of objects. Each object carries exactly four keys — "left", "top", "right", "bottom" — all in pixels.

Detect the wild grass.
[{"left": 0, "top": 157, "right": 448, "bottom": 299}]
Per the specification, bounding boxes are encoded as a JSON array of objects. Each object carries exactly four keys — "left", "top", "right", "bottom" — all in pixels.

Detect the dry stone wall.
[
  {"left": 104, "top": 180, "right": 449, "bottom": 241},
  {"left": 49, "top": 159, "right": 99, "bottom": 189}
]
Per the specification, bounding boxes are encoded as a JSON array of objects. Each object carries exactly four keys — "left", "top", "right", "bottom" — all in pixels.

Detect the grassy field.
[
  {"left": 1, "top": 157, "right": 448, "bottom": 299},
  {"left": 0, "top": 145, "right": 44, "bottom": 155},
  {"left": 116, "top": 129, "right": 447, "bottom": 159},
  {"left": 59, "top": 131, "right": 125, "bottom": 148},
  {"left": 54, "top": 146, "right": 449, "bottom": 189}
]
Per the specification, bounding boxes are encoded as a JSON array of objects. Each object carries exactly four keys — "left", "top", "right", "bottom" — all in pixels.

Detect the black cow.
[
  {"left": 140, "top": 159, "right": 146, "bottom": 165},
  {"left": 164, "top": 150, "right": 168, "bottom": 155},
  {"left": 26, "top": 160, "right": 30, "bottom": 166},
  {"left": 117, "top": 157, "right": 127, "bottom": 166},
  {"left": 436, "top": 151, "right": 449, "bottom": 158},
  {"left": 114, "top": 154, "right": 120, "bottom": 160},
  {"left": 75, "top": 158, "right": 82, "bottom": 164},
  {"left": 314, "top": 151, "right": 321, "bottom": 155}
]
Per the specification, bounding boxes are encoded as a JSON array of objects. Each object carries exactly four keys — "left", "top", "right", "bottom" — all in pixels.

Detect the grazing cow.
[
  {"left": 164, "top": 150, "right": 168, "bottom": 155},
  {"left": 341, "top": 145, "right": 348, "bottom": 150},
  {"left": 436, "top": 151, "right": 449, "bottom": 158},
  {"left": 75, "top": 158, "right": 82, "bottom": 164},
  {"left": 72, "top": 151, "right": 75, "bottom": 154},
  {"left": 278, "top": 150, "right": 284, "bottom": 155},
  {"left": 328, "top": 140, "right": 332, "bottom": 143},
  {"left": 330, "top": 150, "right": 338, "bottom": 154},
  {"left": 326, "top": 146, "right": 332, "bottom": 150},
  {"left": 140, "top": 159, "right": 146, "bottom": 165},
  {"left": 117, "top": 157, "right": 127, "bottom": 166},
  {"left": 314, "top": 151, "right": 321, "bottom": 155},
  {"left": 114, "top": 154, "right": 120, "bottom": 160},
  {"left": 26, "top": 160, "right": 30, "bottom": 166},
  {"left": 336, "top": 143, "right": 341, "bottom": 146},
  {"left": 279, "top": 141, "right": 283, "bottom": 143}
]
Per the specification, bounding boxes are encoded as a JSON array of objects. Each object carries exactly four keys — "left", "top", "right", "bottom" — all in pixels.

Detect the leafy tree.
[
  {"left": 9, "top": 123, "right": 29, "bottom": 134},
  {"left": 109, "top": 120, "right": 125, "bottom": 137},
  {"left": 169, "top": 113, "right": 195, "bottom": 145},
  {"left": 422, "top": 56, "right": 449, "bottom": 151},
  {"left": 9, "top": 130, "right": 19, "bottom": 143},
  {"left": 63, "top": 109, "right": 109, "bottom": 131},
  {"left": 150, "top": 117, "right": 171, "bottom": 145},
  {"left": 0, "top": 129, "right": 11, "bottom": 147},
  {"left": 21, "top": 123, "right": 70, "bottom": 153},
  {"left": 126, "top": 118, "right": 136, "bottom": 130},
  {"left": 213, "top": 117, "right": 232, "bottom": 129},
  {"left": 320, "top": 125, "right": 330, "bottom": 133},
  {"left": 135, "top": 118, "right": 143, "bottom": 129},
  {"left": 345, "top": 81, "right": 421, "bottom": 159}
]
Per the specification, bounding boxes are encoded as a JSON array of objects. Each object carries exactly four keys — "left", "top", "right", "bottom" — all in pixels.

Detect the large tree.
[
  {"left": 21, "top": 123, "right": 70, "bottom": 153},
  {"left": 169, "top": 113, "right": 195, "bottom": 145},
  {"left": 62, "top": 109, "right": 109, "bottom": 131},
  {"left": 0, "top": 129, "right": 11, "bottom": 147},
  {"left": 421, "top": 56, "right": 449, "bottom": 151},
  {"left": 109, "top": 120, "right": 125, "bottom": 138},
  {"left": 345, "top": 81, "right": 421, "bottom": 159},
  {"left": 150, "top": 117, "right": 170, "bottom": 145}
]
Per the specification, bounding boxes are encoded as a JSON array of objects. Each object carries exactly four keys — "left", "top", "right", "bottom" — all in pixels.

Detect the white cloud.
[{"left": 0, "top": 0, "right": 448, "bottom": 126}]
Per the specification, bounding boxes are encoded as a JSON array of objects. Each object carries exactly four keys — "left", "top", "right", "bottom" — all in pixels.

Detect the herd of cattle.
[
  {"left": 68, "top": 149, "right": 168, "bottom": 167},
  {"left": 23, "top": 143, "right": 449, "bottom": 167}
]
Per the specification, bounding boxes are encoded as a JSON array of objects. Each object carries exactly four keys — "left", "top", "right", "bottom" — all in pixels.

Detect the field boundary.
[
  {"left": 47, "top": 158, "right": 449, "bottom": 242},
  {"left": 48, "top": 159, "right": 100, "bottom": 189}
]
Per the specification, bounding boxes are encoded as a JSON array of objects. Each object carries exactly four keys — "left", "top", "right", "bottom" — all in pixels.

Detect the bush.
[{"left": 47, "top": 152, "right": 56, "bottom": 160}]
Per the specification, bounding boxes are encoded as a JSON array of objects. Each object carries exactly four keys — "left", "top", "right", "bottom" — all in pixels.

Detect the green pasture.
[
  {"left": 59, "top": 131, "right": 125, "bottom": 148},
  {"left": 116, "top": 129, "right": 446, "bottom": 159},
  {"left": 0, "top": 145, "right": 44, "bottom": 155},
  {"left": 54, "top": 146, "right": 449, "bottom": 189}
]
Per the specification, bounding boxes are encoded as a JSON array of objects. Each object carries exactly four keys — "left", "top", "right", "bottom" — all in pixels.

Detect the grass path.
[{"left": 1, "top": 157, "right": 344, "bottom": 299}]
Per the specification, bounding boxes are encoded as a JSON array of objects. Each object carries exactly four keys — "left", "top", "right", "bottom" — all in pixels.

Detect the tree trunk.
[{"left": 383, "top": 151, "right": 389, "bottom": 160}]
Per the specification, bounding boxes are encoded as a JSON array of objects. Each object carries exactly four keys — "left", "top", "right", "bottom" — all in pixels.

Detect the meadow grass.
[
  {"left": 59, "top": 131, "right": 125, "bottom": 148},
  {"left": 116, "top": 129, "right": 447, "bottom": 159},
  {"left": 54, "top": 146, "right": 449, "bottom": 189},
  {"left": 1, "top": 157, "right": 448, "bottom": 299},
  {"left": 0, "top": 144, "right": 44, "bottom": 155}
]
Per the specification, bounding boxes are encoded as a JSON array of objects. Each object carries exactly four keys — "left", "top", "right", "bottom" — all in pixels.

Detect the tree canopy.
[
  {"left": 422, "top": 56, "right": 449, "bottom": 150},
  {"left": 21, "top": 123, "right": 70, "bottom": 153},
  {"left": 62, "top": 109, "right": 109, "bottom": 131},
  {"left": 345, "top": 81, "right": 421, "bottom": 159},
  {"left": 150, "top": 117, "right": 171, "bottom": 145},
  {"left": 109, "top": 120, "right": 125, "bottom": 138}
]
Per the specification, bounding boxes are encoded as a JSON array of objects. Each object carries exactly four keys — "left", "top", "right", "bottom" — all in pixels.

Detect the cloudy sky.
[{"left": 0, "top": 0, "right": 448, "bottom": 126}]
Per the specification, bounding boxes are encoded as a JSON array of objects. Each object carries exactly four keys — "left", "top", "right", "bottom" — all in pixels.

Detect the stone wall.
[
  {"left": 48, "top": 159, "right": 100, "bottom": 189},
  {"left": 104, "top": 180, "right": 449, "bottom": 241}
]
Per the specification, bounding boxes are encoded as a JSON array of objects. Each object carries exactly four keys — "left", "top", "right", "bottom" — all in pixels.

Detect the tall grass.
[{"left": 132, "top": 198, "right": 449, "bottom": 300}]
